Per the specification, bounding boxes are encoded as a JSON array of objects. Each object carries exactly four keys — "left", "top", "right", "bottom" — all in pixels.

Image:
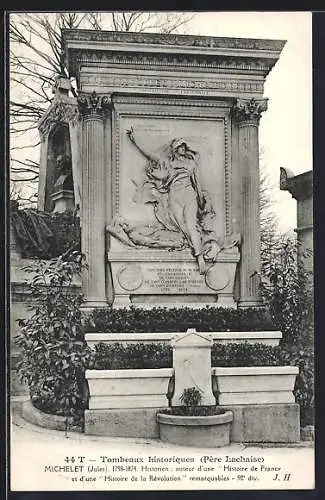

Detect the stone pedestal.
[
  {"left": 78, "top": 92, "right": 112, "bottom": 307},
  {"left": 171, "top": 329, "right": 215, "bottom": 406},
  {"left": 51, "top": 189, "right": 74, "bottom": 213},
  {"left": 108, "top": 247, "right": 240, "bottom": 309},
  {"left": 233, "top": 98, "right": 268, "bottom": 308},
  {"left": 223, "top": 403, "right": 300, "bottom": 443}
]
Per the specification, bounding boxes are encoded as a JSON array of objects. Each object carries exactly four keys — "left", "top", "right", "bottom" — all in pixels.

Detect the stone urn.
[{"left": 156, "top": 410, "right": 233, "bottom": 447}]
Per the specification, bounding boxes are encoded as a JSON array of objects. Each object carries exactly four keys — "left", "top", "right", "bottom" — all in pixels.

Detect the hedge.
[
  {"left": 91, "top": 342, "right": 281, "bottom": 369},
  {"left": 86, "top": 306, "right": 277, "bottom": 333}
]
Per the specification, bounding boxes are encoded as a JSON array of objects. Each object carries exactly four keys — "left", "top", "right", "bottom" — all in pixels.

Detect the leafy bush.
[
  {"left": 11, "top": 207, "right": 80, "bottom": 259},
  {"left": 160, "top": 385, "right": 221, "bottom": 417},
  {"left": 86, "top": 306, "right": 276, "bottom": 333},
  {"left": 16, "top": 252, "right": 91, "bottom": 427},
  {"left": 48, "top": 210, "right": 81, "bottom": 257},
  {"left": 261, "top": 234, "right": 313, "bottom": 346},
  {"left": 277, "top": 344, "right": 314, "bottom": 427}
]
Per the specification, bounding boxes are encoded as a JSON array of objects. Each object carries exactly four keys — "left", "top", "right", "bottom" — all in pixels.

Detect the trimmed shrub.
[
  {"left": 211, "top": 342, "right": 280, "bottom": 367},
  {"left": 85, "top": 306, "right": 276, "bottom": 333},
  {"left": 91, "top": 342, "right": 172, "bottom": 370}
]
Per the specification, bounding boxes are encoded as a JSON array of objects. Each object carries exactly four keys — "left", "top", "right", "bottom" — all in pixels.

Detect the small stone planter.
[
  {"left": 86, "top": 368, "right": 173, "bottom": 409},
  {"left": 212, "top": 366, "right": 299, "bottom": 405},
  {"left": 156, "top": 410, "right": 233, "bottom": 447}
]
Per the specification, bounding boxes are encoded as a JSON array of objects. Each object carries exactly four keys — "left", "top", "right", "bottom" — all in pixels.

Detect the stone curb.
[
  {"left": 22, "top": 400, "right": 83, "bottom": 433},
  {"left": 243, "top": 441, "right": 314, "bottom": 448}
]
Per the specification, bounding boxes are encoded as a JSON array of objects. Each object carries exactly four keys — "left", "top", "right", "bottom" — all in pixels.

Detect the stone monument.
[
  {"left": 280, "top": 167, "right": 313, "bottom": 276},
  {"left": 38, "top": 30, "right": 285, "bottom": 309}
]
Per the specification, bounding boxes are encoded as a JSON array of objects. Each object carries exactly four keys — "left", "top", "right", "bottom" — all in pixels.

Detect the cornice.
[
  {"left": 62, "top": 29, "right": 285, "bottom": 52},
  {"left": 62, "top": 29, "right": 286, "bottom": 80},
  {"left": 68, "top": 51, "right": 278, "bottom": 80},
  {"left": 280, "top": 168, "right": 313, "bottom": 200}
]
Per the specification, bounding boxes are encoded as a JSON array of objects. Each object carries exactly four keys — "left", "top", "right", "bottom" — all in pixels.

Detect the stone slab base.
[
  {"left": 85, "top": 408, "right": 164, "bottom": 438},
  {"left": 221, "top": 403, "right": 300, "bottom": 443},
  {"left": 85, "top": 404, "right": 300, "bottom": 443}
]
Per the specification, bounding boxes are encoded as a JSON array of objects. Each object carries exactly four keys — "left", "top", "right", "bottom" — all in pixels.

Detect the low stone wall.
[
  {"left": 85, "top": 331, "right": 282, "bottom": 347},
  {"left": 84, "top": 404, "right": 300, "bottom": 442}
]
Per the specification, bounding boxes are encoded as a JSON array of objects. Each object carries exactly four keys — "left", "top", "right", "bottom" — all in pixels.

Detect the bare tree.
[
  {"left": 260, "top": 169, "right": 280, "bottom": 260},
  {"left": 10, "top": 12, "right": 195, "bottom": 204}
]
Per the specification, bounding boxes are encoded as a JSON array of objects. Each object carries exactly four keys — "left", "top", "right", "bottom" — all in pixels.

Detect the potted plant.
[{"left": 156, "top": 387, "right": 233, "bottom": 447}]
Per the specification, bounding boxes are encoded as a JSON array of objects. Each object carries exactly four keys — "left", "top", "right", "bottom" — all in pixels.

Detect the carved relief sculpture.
[{"left": 107, "top": 127, "right": 240, "bottom": 274}]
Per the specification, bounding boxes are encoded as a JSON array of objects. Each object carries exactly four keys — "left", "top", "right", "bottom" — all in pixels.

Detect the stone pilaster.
[
  {"left": 78, "top": 91, "right": 112, "bottom": 307},
  {"left": 37, "top": 134, "right": 49, "bottom": 212},
  {"left": 232, "top": 98, "right": 268, "bottom": 308}
]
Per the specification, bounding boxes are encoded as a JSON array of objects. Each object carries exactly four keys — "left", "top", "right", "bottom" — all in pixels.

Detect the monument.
[
  {"left": 15, "top": 28, "right": 305, "bottom": 448},
  {"left": 280, "top": 167, "right": 313, "bottom": 276},
  {"left": 38, "top": 30, "right": 285, "bottom": 309}
]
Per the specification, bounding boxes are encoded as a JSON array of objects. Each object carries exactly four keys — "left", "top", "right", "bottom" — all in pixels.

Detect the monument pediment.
[{"left": 171, "top": 330, "right": 213, "bottom": 348}]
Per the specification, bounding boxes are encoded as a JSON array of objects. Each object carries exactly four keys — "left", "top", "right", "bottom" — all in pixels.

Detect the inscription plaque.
[{"left": 145, "top": 266, "right": 206, "bottom": 294}]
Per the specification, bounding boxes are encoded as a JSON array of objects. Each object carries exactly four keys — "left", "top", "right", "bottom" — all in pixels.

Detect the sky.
[
  {"left": 10, "top": 11, "right": 312, "bottom": 232},
  {"left": 185, "top": 12, "right": 312, "bottom": 232}
]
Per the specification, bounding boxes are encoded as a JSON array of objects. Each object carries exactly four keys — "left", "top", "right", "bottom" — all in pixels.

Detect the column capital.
[
  {"left": 77, "top": 91, "right": 113, "bottom": 119},
  {"left": 232, "top": 98, "right": 268, "bottom": 126}
]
